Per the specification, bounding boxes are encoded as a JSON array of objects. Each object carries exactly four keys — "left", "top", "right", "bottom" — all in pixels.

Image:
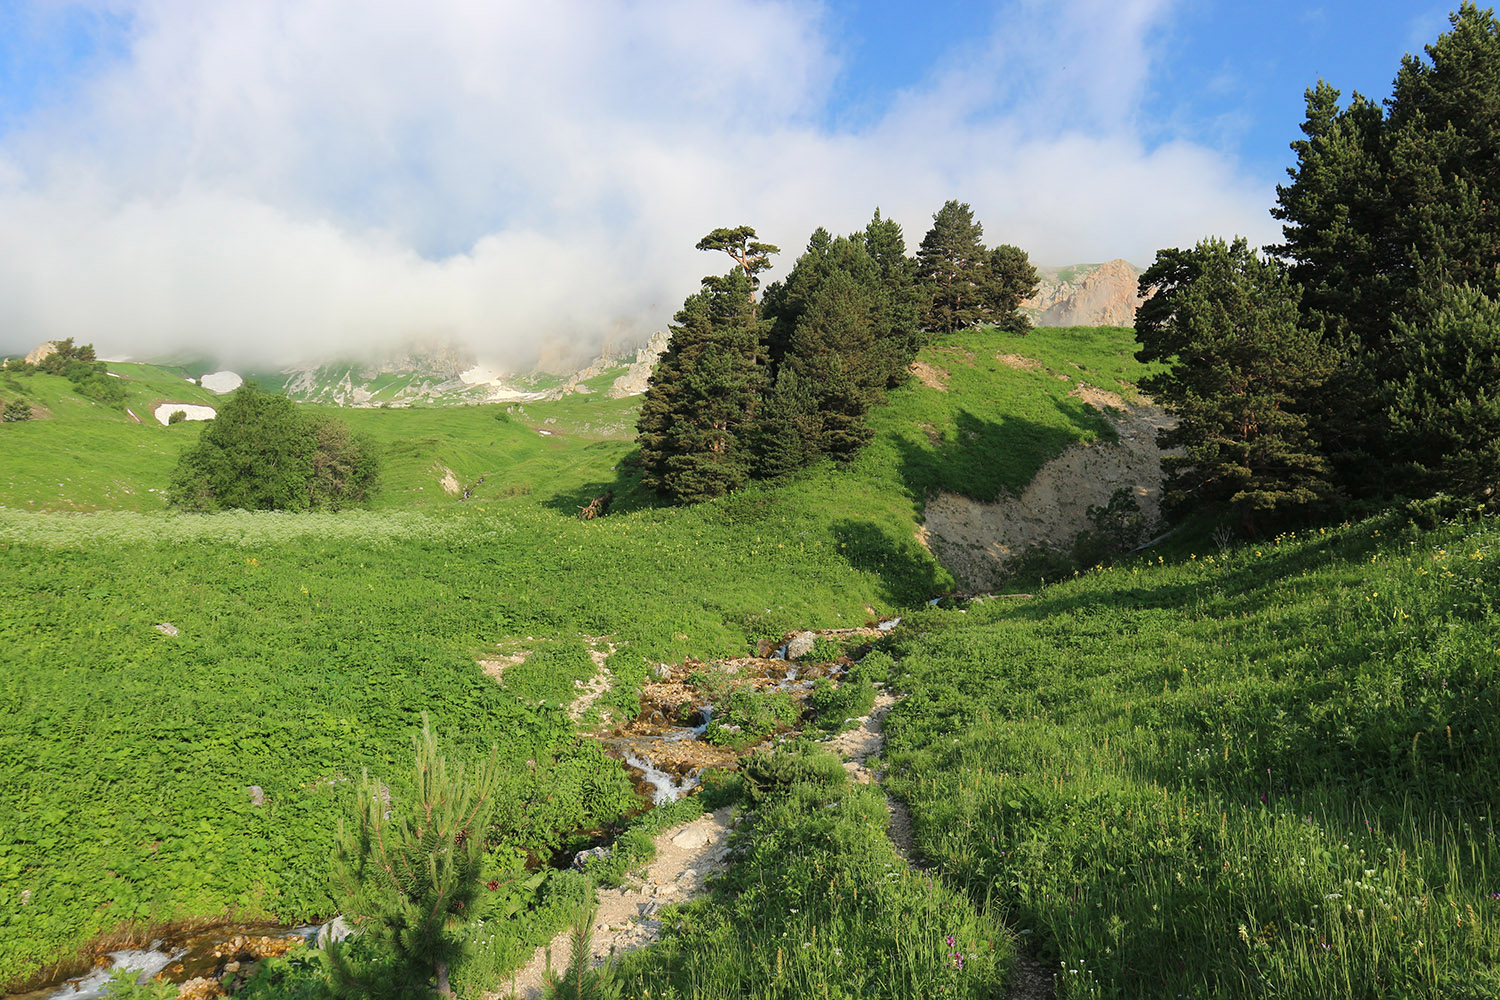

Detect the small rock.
[
  {"left": 19, "top": 889, "right": 31, "bottom": 905},
  {"left": 785, "top": 631, "right": 816, "bottom": 659},
  {"left": 638, "top": 901, "right": 658, "bottom": 917},
  {"left": 246, "top": 785, "right": 266, "bottom": 807},
  {"left": 572, "top": 846, "right": 612, "bottom": 870},
  {"left": 755, "top": 638, "right": 777, "bottom": 658},
  {"left": 653, "top": 663, "right": 673, "bottom": 679},
  {"left": 155, "top": 622, "right": 179, "bottom": 637},
  {"left": 671, "top": 826, "right": 711, "bottom": 850},
  {"left": 678, "top": 868, "right": 698, "bottom": 882},
  {"left": 316, "top": 915, "right": 354, "bottom": 948}
]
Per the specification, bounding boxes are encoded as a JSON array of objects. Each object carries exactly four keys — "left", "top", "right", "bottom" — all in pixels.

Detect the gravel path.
[{"left": 487, "top": 807, "right": 735, "bottom": 999}]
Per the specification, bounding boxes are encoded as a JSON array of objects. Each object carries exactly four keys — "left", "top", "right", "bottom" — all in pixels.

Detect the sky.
[{"left": 0, "top": 0, "right": 1460, "bottom": 368}]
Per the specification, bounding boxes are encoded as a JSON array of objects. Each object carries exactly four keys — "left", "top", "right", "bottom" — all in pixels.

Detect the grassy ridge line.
[
  {"left": 0, "top": 325, "right": 1146, "bottom": 515},
  {"left": 882, "top": 510, "right": 1500, "bottom": 998}
]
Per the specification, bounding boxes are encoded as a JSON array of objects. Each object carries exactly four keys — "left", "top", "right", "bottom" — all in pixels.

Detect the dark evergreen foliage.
[
  {"left": 329, "top": 718, "right": 500, "bottom": 999},
  {"left": 639, "top": 209, "right": 1035, "bottom": 501},
  {"left": 917, "top": 200, "right": 989, "bottom": 333},
  {"left": 1386, "top": 284, "right": 1500, "bottom": 499},
  {"left": 1136, "top": 238, "right": 1338, "bottom": 533},
  {"left": 635, "top": 269, "right": 764, "bottom": 503},
  {"left": 694, "top": 225, "right": 780, "bottom": 300},
  {"left": 984, "top": 244, "right": 1040, "bottom": 334},
  {"left": 169, "top": 384, "right": 380, "bottom": 511},
  {"left": 917, "top": 200, "right": 1038, "bottom": 334},
  {"left": 1272, "top": 4, "right": 1500, "bottom": 501}
]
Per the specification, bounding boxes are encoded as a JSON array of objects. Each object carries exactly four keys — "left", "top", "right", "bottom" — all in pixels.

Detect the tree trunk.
[{"left": 436, "top": 958, "right": 452, "bottom": 998}]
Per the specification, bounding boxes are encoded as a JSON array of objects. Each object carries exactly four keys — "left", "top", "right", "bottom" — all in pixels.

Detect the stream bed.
[{"left": 18, "top": 622, "right": 894, "bottom": 999}]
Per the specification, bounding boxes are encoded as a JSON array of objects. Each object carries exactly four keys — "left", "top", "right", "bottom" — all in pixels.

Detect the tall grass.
[
  {"left": 883, "top": 509, "right": 1500, "bottom": 998},
  {"left": 614, "top": 745, "right": 1012, "bottom": 999}
]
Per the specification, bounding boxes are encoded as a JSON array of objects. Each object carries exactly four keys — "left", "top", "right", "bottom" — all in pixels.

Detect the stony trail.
[{"left": 487, "top": 807, "right": 735, "bottom": 1000}]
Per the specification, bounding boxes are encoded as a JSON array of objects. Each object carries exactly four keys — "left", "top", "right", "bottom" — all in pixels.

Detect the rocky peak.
[{"left": 1023, "top": 259, "right": 1146, "bottom": 328}]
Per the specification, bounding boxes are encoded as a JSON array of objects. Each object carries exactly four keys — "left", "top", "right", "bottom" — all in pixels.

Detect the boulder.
[
  {"left": 785, "top": 631, "right": 817, "bottom": 660},
  {"left": 247, "top": 785, "right": 266, "bottom": 807},
  {"left": 315, "top": 915, "right": 354, "bottom": 948},
  {"left": 671, "top": 826, "right": 711, "bottom": 850},
  {"left": 572, "top": 845, "right": 612, "bottom": 870},
  {"left": 155, "top": 622, "right": 180, "bottom": 637}
]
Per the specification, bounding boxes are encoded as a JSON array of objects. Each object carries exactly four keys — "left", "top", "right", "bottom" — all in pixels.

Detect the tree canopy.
[
  {"left": 916, "top": 200, "right": 1037, "bottom": 334},
  {"left": 638, "top": 209, "right": 941, "bottom": 502},
  {"left": 1271, "top": 2, "right": 1500, "bottom": 502},
  {"left": 169, "top": 384, "right": 380, "bottom": 511},
  {"left": 1136, "top": 238, "right": 1338, "bottom": 533}
]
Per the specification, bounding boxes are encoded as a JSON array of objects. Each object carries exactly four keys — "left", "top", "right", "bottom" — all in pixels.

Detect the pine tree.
[
  {"left": 1272, "top": 5, "right": 1500, "bottom": 501},
  {"left": 984, "top": 244, "right": 1039, "bottom": 334},
  {"left": 695, "top": 225, "right": 780, "bottom": 301},
  {"left": 862, "top": 208, "right": 928, "bottom": 385},
  {"left": 917, "top": 200, "right": 989, "bottom": 333},
  {"left": 1136, "top": 238, "right": 1339, "bottom": 533},
  {"left": 328, "top": 717, "right": 501, "bottom": 999},
  {"left": 783, "top": 268, "right": 880, "bottom": 461},
  {"left": 1386, "top": 284, "right": 1500, "bottom": 499},
  {"left": 636, "top": 269, "right": 764, "bottom": 502},
  {"left": 1385, "top": 3, "right": 1500, "bottom": 305}
]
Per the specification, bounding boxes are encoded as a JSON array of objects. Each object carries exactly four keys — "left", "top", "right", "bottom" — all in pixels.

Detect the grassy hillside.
[
  {"left": 2, "top": 324, "right": 1134, "bottom": 988},
  {"left": 880, "top": 508, "right": 1500, "bottom": 998},
  {"left": 21, "top": 323, "right": 1485, "bottom": 1000}
]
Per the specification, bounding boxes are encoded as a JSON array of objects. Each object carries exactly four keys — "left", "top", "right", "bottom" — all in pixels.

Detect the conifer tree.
[
  {"left": 695, "top": 225, "right": 780, "bottom": 301},
  {"left": 917, "top": 200, "right": 989, "bottom": 333},
  {"left": 862, "top": 208, "right": 928, "bottom": 384},
  {"left": 1386, "top": 284, "right": 1500, "bottom": 499},
  {"left": 1272, "top": 5, "right": 1500, "bottom": 500},
  {"left": 636, "top": 269, "right": 764, "bottom": 502},
  {"left": 1136, "top": 238, "right": 1338, "bottom": 533},
  {"left": 329, "top": 717, "right": 501, "bottom": 999},
  {"left": 984, "top": 244, "right": 1040, "bottom": 333}
]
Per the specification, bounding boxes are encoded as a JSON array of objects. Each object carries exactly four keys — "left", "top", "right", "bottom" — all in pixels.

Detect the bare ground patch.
[
  {"left": 921, "top": 396, "right": 1178, "bottom": 592},
  {"left": 477, "top": 650, "right": 529, "bottom": 683},
  {"left": 910, "top": 360, "right": 950, "bottom": 391},
  {"left": 569, "top": 638, "right": 617, "bottom": 722},
  {"left": 996, "top": 353, "right": 1042, "bottom": 372},
  {"left": 1069, "top": 381, "right": 1128, "bottom": 412}
]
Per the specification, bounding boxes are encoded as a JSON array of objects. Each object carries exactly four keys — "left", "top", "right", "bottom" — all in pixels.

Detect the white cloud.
[{"left": 0, "top": 0, "right": 1277, "bottom": 367}]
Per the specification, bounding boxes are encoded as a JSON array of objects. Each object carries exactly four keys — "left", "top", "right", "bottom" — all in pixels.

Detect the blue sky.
[{"left": 0, "top": 1, "right": 1472, "bottom": 364}]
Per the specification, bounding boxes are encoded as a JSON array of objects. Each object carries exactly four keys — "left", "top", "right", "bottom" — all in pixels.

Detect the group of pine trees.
[
  {"left": 638, "top": 203, "right": 1037, "bottom": 503},
  {"left": 1137, "top": 3, "right": 1500, "bottom": 532}
]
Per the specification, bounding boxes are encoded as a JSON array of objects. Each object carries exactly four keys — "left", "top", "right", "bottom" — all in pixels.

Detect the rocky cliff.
[{"left": 1023, "top": 259, "right": 1145, "bottom": 328}]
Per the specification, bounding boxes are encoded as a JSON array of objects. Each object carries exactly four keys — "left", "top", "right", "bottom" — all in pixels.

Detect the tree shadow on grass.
[
  {"left": 534, "top": 446, "right": 669, "bottom": 519},
  {"left": 832, "top": 517, "right": 947, "bottom": 607},
  {"left": 892, "top": 402, "right": 1106, "bottom": 504}
]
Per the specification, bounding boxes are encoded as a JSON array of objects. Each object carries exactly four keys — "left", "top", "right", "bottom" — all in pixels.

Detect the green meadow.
[{"left": 3, "top": 324, "right": 1494, "bottom": 998}]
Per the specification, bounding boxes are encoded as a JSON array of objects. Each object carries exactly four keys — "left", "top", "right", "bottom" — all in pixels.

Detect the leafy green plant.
[
  {"left": 101, "top": 967, "right": 178, "bottom": 999},
  {"left": 807, "top": 673, "right": 875, "bottom": 732}
]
